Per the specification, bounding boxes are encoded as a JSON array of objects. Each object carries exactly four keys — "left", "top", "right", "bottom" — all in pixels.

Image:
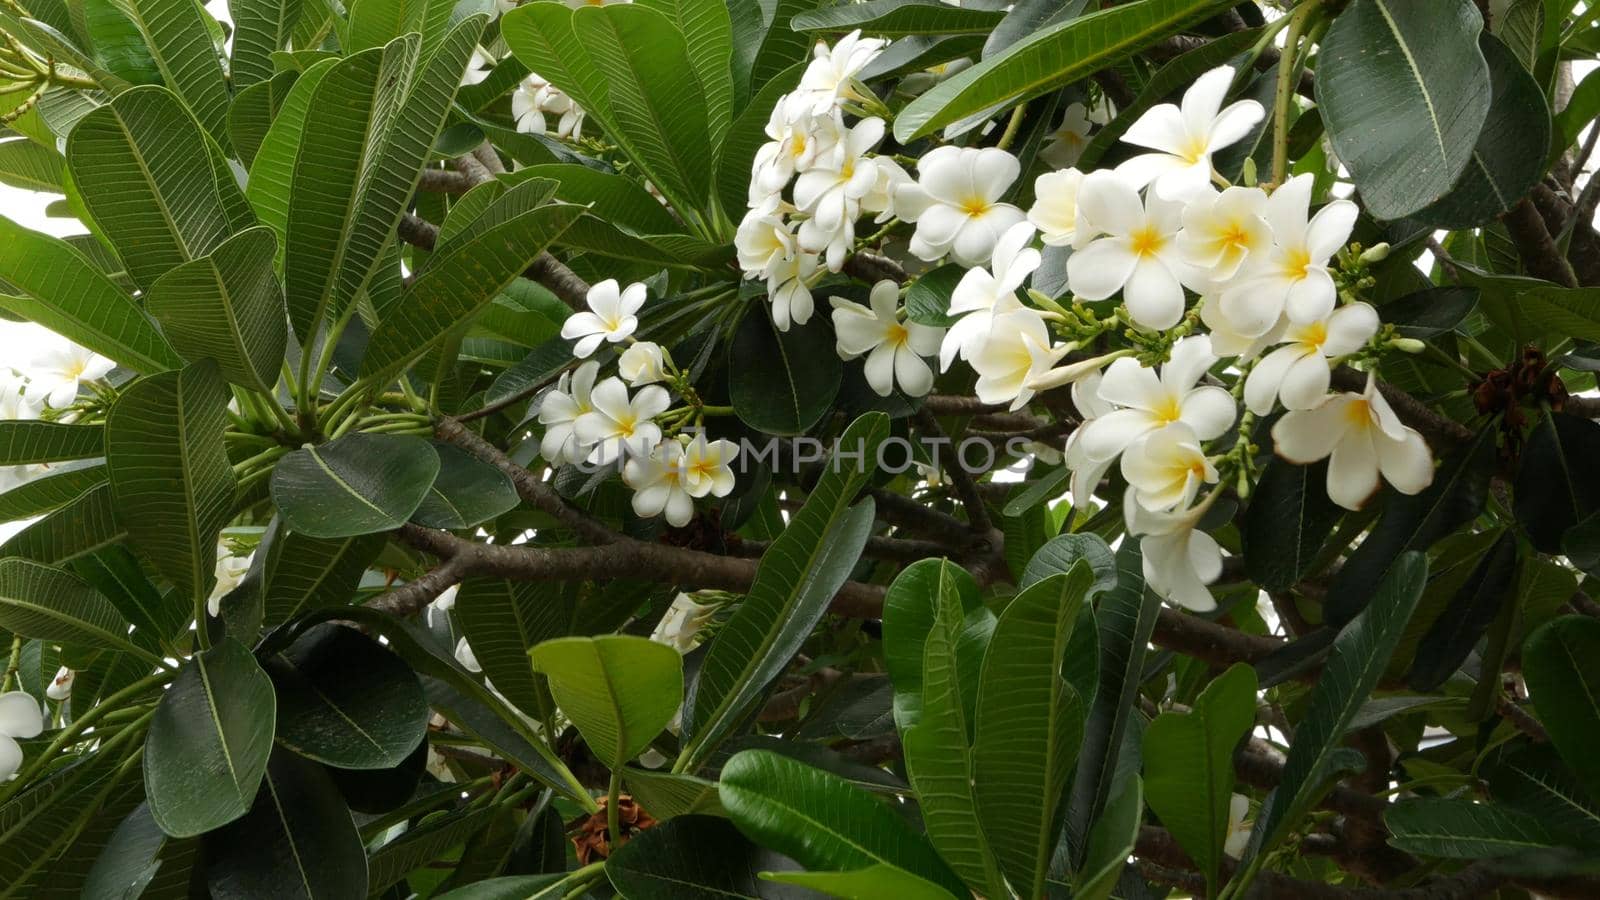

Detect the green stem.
[
  {"left": 1270, "top": 1, "right": 1321, "bottom": 187},
  {"left": 995, "top": 101, "right": 1028, "bottom": 152},
  {"left": 606, "top": 767, "right": 622, "bottom": 847},
  {"left": 0, "top": 635, "right": 20, "bottom": 692},
  {"left": 0, "top": 668, "right": 175, "bottom": 802}
]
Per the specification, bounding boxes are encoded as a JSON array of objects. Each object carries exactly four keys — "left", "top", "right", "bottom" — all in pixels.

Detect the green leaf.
[
  {"left": 66, "top": 85, "right": 251, "bottom": 291},
  {"left": 791, "top": 0, "right": 1005, "bottom": 37},
  {"left": 0, "top": 464, "right": 107, "bottom": 523},
  {"left": 893, "top": 0, "right": 1238, "bottom": 141},
  {"left": 984, "top": 0, "right": 1092, "bottom": 59},
  {"left": 0, "top": 138, "right": 64, "bottom": 192},
  {"left": 0, "top": 558, "right": 156, "bottom": 663},
  {"left": 265, "top": 622, "right": 428, "bottom": 770},
  {"left": 269, "top": 433, "right": 440, "bottom": 538},
  {"left": 1523, "top": 615, "right": 1600, "bottom": 801},
  {"left": 203, "top": 749, "right": 368, "bottom": 898},
  {"left": 1020, "top": 532, "right": 1118, "bottom": 593},
  {"left": 102, "top": 0, "right": 233, "bottom": 148},
  {"left": 365, "top": 805, "right": 498, "bottom": 894},
  {"left": 84, "top": 0, "right": 163, "bottom": 86},
  {"left": 0, "top": 482, "right": 126, "bottom": 566},
  {"left": 145, "top": 638, "right": 276, "bottom": 838},
  {"left": 1413, "top": 35, "right": 1552, "bottom": 228},
  {"left": 1385, "top": 798, "right": 1563, "bottom": 858},
  {"left": 972, "top": 565, "right": 1093, "bottom": 898},
  {"left": 81, "top": 803, "right": 196, "bottom": 900},
  {"left": 1142, "top": 663, "right": 1257, "bottom": 893},
  {"left": 883, "top": 557, "right": 983, "bottom": 730},
  {"left": 762, "top": 865, "right": 959, "bottom": 899},
  {"left": 622, "top": 768, "right": 724, "bottom": 820},
  {"left": 433, "top": 875, "right": 568, "bottom": 900},
  {"left": 728, "top": 303, "right": 843, "bottom": 436},
  {"left": 903, "top": 263, "right": 964, "bottom": 328},
  {"left": 606, "top": 814, "right": 806, "bottom": 899},
  {"left": 1407, "top": 530, "right": 1518, "bottom": 690},
  {"left": 1246, "top": 552, "right": 1429, "bottom": 861},
  {"left": 530, "top": 634, "right": 682, "bottom": 769},
  {"left": 637, "top": 0, "right": 735, "bottom": 144},
  {"left": 453, "top": 577, "right": 566, "bottom": 719},
  {"left": 1073, "top": 773, "right": 1143, "bottom": 900},
  {"left": 1317, "top": 0, "right": 1492, "bottom": 219},
  {"left": 0, "top": 751, "right": 138, "bottom": 898},
  {"left": 0, "top": 422, "right": 103, "bottom": 465},
  {"left": 105, "top": 361, "right": 236, "bottom": 605},
  {"left": 679, "top": 413, "right": 889, "bottom": 771},
  {"left": 0, "top": 215, "right": 180, "bottom": 373},
  {"left": 1379, "top": 285, "right": 1479, "bottom": 339},
  {"left": 1243, "top": 459, "right": 1344, "bottom": 592},
  {"left": 1486, "top": 743, "right": 1600, "bottom": 849},
  {"left": 258, "top": 518, "right": 383, "bottom": 627},
  {"left": 145, "top": 225, "right": 288, "bottom": 394},
  {"left": 344, "top": 0, "right": 434, "bottom": 52},
  {"left": 230, "top": 72, "right": 297, "bottom": 169},
  {"left": 231, "top": 0, "right": 304, "bottom": 87},
  {"left": 719, "top": 750, "right": 965, "bottom": 895},
  {"left": 411, "top": 442, "right": 520, "bottom": 529},
  {"left": 245, "top": 58, "right": 336, "bottom": 244},
  {"left": 1516, "top": 413, "right": 1600, "bottom": 554}
]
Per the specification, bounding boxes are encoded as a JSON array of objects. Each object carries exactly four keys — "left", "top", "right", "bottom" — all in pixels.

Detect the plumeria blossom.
[
  {"left": 619, "top": 341, "right": 668, "bottom": 386},
  {"left": 680, "top": 434, "right": 739, "bottom": 499},
  {"left": 767, "top": 250, "right": 820, "bottom": 331},
  {"left": 967, "top": 309, "right": 1068, "bottom": 410},
  {"left": 1027, "top": 167, "right": 1085, "bottom": 248},
  {"left": 1077, "top": 336, "right": 1235, "bottom": 463},
  {"left": 1220, "top": 175, "right": 1360, "bottom": 334},
  {"left": 1067, "top": 171, "right": 1201, "bottom": 331},
  {"left": 784, "top": 30, "right": 888, "bottom": 118},
  {"left": 1224, "top": 794, "right": 1253, "bottom": 858},
  {"left": 0, "top": 692, "right": 42, "bottom": 780},
  {"left": 735, "top": 205, "right": 798, "bottom": 277},
  {"left": 512, "top": 72, "right": 584, "bottom": 140},
  {"left": 574, "top": 378, "right": 669, "bottom": 465},
  {"left": 623, "top": 440, "right": 696, "bottom": 526},
  {"left": 46, "top": 667, "right": 73, "bottom": 702},
  {"left": 898, "top": 146, "right": 1027, "bottom": 265},
  {"left": 650, "top": 593, "right": 719, "bottom": 653},
  {"left": 1066, "top": 372, "right": 1116, "bottom": 507},
  {"left": 1121, "top": 422, "right": 1218, "bottom": 512},
  {"left": 538, "top": 361, "right": 600, "bottom": 465},
  {"left": 1040, "top": 102, "right": 1096, "bottom": 169},
  {"left": 460, "top": 46, "right": 495, "bottom": 86},
  {"left": 1244, "top": 302, "right": 1378, "bottom": 414},
  {"left": 1199, "top": 293, "right": 1281, "bottom": 360},
  {"left": 561, "top": 279, "right": 647, "bottom": 357},
  {"left": 1177, "top": 185, "right": 1272, "bottom": 285},
  {"left": 941, "top": 222, "right": 1040, "bottom": 370},
  {"left": 29, "top": 341, "right": 112, "bottom": 409},
  {"left": 751, "top": 108, "right": 844, "bottom": 200},
  {"left": 1125, "top": 490, "right": 1224, "bottom": 611},
  {"left": 794, "top": 117, "right": 887, "bottom": 270},
  {"left": 207, "top": 543, "right": 253, "bottom": 618},
  {"left": 830, "top": 280, "right": 944, "bottom": 397},
  {"left": 1272, "top": 374, "right": 1434, "bottom": 510},
  {"left": 0, "top": 369, "right": 39, "bottom": 421},
  {"left": 426, "top": 584, "right": 458, "bottom": 629},
  {"left": 1115, "top": 65, "right": 1264, "bottom": 200}
]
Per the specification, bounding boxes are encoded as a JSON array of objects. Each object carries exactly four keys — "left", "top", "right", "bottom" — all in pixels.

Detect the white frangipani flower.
[
  {"left": 1224, "top": 793, "right": 1253, "bottom": 858},
  {"left": 1271, "top": 374, "right": 1434, "bottom": 511},
  {"left": 561, "top": 279, "right": 647, "bottom": 357},
  {"left": 898, "top": 146, "right": 1026, "bottom": 265},
  {"left": 750, "top": 108, "right": 844, "bottom": 201},
  {"left": 1125, "top": 489, "right": 1223, "bottom": 612},
  {"left": 680, "top": 434, "right": 739, "bottom": 499},
  {"left": 207, "top": 543, "right": 253, "bottom": 618},
  {"left": 941, "top": 222, "right": 1040, "bottom": 370},
  {"left": 967, "top": 309, "right": 1067, "bottom": 411},
  {"left": 1040, "top": 102, "right": 1095, "bottom": 169},
  {"left": 538, "top": 361, "right": 599, "bottom": 465},
  {"left": 1199, "top": 293, "right": 1282, "bottom": 360},
  {"left": 454, "top": 637, "right": 480, "bottom": 673},
  {"left": 0, "top": 691, "right": 43, "bottom": 781},
  {"left": 623, "top": 440, "right": 695, "bottom": 526},
  {"left": 1121, "top": 422, "right": 1218, "bottom": 513},
  {"left": 426, "top": 584, "right": 458, "bottom": 629},
  {"left": 1027, "top": 167, "right": 1085, "bottom": 248},
  {"left": 512, "top": 72, "right": 584, "bottom": 140},
  {"left": 1077, "top": 336, "right": 1235, "bottom": 463},
  {"left": 460, "top": 46, "right": 495, "bottom": 86},
  {"left": 736, "top": 207, "right": 797, "bottom": 278},
  {"left": 794, "top": 117, "right": 886, "bottom": 270},
  {"left": 1244, "top": 302, "right": 1378, "bottom": 415},
  {"left": 1067, "top": 171, "right": 1200, "bottom": 331},
  {"left": 0, "top": 369, "right": 40, "bottom": 421},
  {"left": 1220, "top": 174, "right": 1359, "bottom": 335},
  {"left": 618, "top": 341, "right": 668, "bottom": 387},
  {"left": 767, "top": 250, "right": 820, "bottom": 331},
  {"left": 650, "top": 593, "right": 719, "bottom": 653},
  {"left": 1115, "top": 65, "right": 1264, "bottom": 200},
  {"left": 1177, "top": 185, "right": 1272, "bottom": 284},
  {"left": 28, "top": 342, "right": 113, "bottom": 409},
  {"left": 1066, "top": 372, "right": 1115, "bottom": 506},
  {"left": 785, "top": 30, "right": 888, "bottom": 118},
  {"left": 830, "top": 280, "right": 944, "bottom": 397},
  {"left": 45, "top": 667, "right": 73, "bottom": 702},
  {"left": 574, "top": 378, "right": 670, "bottom": 465}
]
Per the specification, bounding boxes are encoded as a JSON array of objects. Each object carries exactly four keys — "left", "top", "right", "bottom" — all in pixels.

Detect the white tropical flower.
[
  {"left": 1220, "top": 174, "right": 1359, "bottom": 335},
  {"left": 650, "top": 593, "right": 719, "bottom": 653},
  {"left": 0, "top": 369, "right": 40, "bottom": 421},
  {"left": 785, "top": 30, "right": 888, "bottom": 119},
  {"left": 680, "top": 434, "right": 739, "bottom": 498},
  {"left": 1244, "top": 302, "right": 1378, "bottom": 415},
  {"left": 1271, "top": 374, "right": 1434, "bottom": 511},
  {"left": 574, "top": 378, "right": 670, "bottom": 465},
  {"left": 941, "top": 222, "right": 1039, "bottom": 370},
  {"left": 1199, "top": 293, "right": 1282, "bottom": 360},
  {"left": 426, "top": 584, "right": 458, "bottom": 629},
  {"left": 1115, "top": 65, "right": 1264, "bottom": 200},
  {"left": 45, "top": 667, "right": 73, "bottom": 702},
  {"left": 1125, "top": 489, "right": 1223, "bottom": 612},
  {"left": 967, "top": 309, "right": 1067, "bottom": 411},
  {"left": 736, "top": 206, "right": 797, "bottom": 279},
  {"left": 1225, "top": 793, "right": 1253, "bottom": 858},
  {"left": 751, "top": 108, "right": 844, "bottom": 200},
  {"left": 454, "top": 637, "right": 480, "bottom": 672},
  {"left": 767, "top": 250, "right": 820, "bottom": 331},
  {"left": 538, "top": 361, "right": 599, "bottom": 465},
  {"left": 512, "top": 72, "right": 584, "bottom": 140},
  {"left": 0, "top": 691, "right": 42, "bottom": 780},
  {"left": 623, "top": 440, "right": 695, "bottom": 527},
  {"left": 1077, "top": 336, "right": 1235, "bottom": 463},
  {"left": 898, "top": 146, "right": 1027, "bottom": 265},
  {"left": 860, "top": 156, "right": 913, "bottom": 223},
  {"left": 207, "top": 544, "right": 253, "bottom": 618},
  {"left": 1067, "top": 171, "right": 1200, "bottom": 331},
  {"left": 28, "top": 342, "right": 113, "bottom": 409},
  {"left": 619, "top": 341, "right": 668, "bottom": 387},
  {"left": 830, "top": 280, "right": 944, "bottom": 397},
  {"left": 1121, "top": 422, "right": 1218, "bottom": 513},
  {"left": 1066, "top": 372, "right": 1115, "bottom": 506},
  {"left": 460, "top": 46, "right": 495, "bottom": 86},
  {"left": 794, "top": 117, "right": 886, "bottom": 270},
  {"left": 1177, "top": 185, "right": 1272, "bottom": 284},
  {"left": 561, "top": 279, "right": 647, "bottom": 357},
  {"left": 1027, "top": 167, "right": 1085, "bottom": 248},
  {"left": 1040, "top": 102, "right": 1095, "bottom": 169}
]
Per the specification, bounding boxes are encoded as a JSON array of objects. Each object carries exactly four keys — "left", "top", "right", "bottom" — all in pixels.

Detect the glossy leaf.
[
  {"left": 0, "top": 422, "right": 104, "bottom": 465},
  {"left": 102, "top": 0, "right": 233, "bottom": 147},
  {"left": 763, "top": 865, "right": 958, "bottom": 899},
  {"left": 232, "top": 0, "right": 304, "bottom": 87},
  {"left": 1407, "top": 530, "right": 1517, "bottom": 690},
  {"left": 412, "top": 442, "right": 520, "bottom": 529},
  {"left": 882, "top": 557, "right": 983, "bottom": 729},
  {"left": 1385, "top": 798, "right": 1561, "bottom": 858},
  {"left": 728, "top": 303, "right": 842, "bottom": 436},
  {"left": 258, "top": 519, "right": 384, "bottom": 627},
  {"left": 1523, "top": 615, "right": 1600, "bottom": 801},
  {"left": 1516, "top": 413, "right": 1600, "bottom": 554},
  {"left": 0, "top": 558, "right": 156, "bottom": 663},
  {"left": 269, "top": 432, "right": 440, "bottom": 538},
  {"left": 453, "top": 577, "right": 566, "bottom": 716},
  {"left": 606, "top": 814, "right": 808, "bottom": 899},
  {"left": 530, "top": 634, "right": 682, "bottom": 769},
  {"left": 792, "top": 0, "right": 1004, "bottom": 36},
  {"left": 1243, "top": 459, "right": 1343, "bottom": 591},
  {"left": 1073, "top": 773, "right": 1143, "bottom": 900}
]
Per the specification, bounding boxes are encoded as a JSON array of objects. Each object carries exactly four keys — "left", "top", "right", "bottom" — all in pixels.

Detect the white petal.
[
  {"left": 1271, "top": 399, "right": 1350, "bottom": 464},
  {"left": 0, "top": 735, "right": 19, "bottom": 781},
  {"left": 1323, "top": 302, "right": 1380, "bottom": 356},
  {"left": 0, "top": 691, "right": 41, "bottom": 738},
  {"left": 1077, "top": 171, "right": 1146, "bottom": 237},
  {"left": 971, "top": 147, "right": 1021, "bottom": 200},
  {"left": 1113, "top": 152, "right": 1190, "bottom": 193},
  {"left": 1098, "top": 357, "right": 1167, "bottom": 411},
  {"left": 1122, "top": 259, "right": 1186, "bottom": 331},
  {"left": 1377, "top": 429, "right": 1434, "bottom": 496},
  {"left": 1121, "top": 104, "right": 1190, "bottom": 156},
  {"left": 1305, "top": 200, "right": 1359, "bottom": 262},
  {"left": 1327, "top": 434, "right": 1380, "bottom": 511},
  {"left": 1067, "top": 238, "right": 1140, "bottom": 301},
  {"left": 1078, "top": 408, "right": 1159, "bottom": 460},
  {"left": 1182, "top": 66, "right": 1235, "bottom": 133},
  {"left": 1279, "top": 353, "right": 1332, "bottom": 411},
  {"left": 863, "top": 344, "right": 896, "bottom": 396},
  {"left": 1265, "top": 174, "right": 1313, "bottom": 246},
  {"left": 1152, "top": 160, "right": 1216, "bottom": 202},
  {"left": 664, "top": 489, "right": 695, "bottom": 527},
  {"left": 1164, "top": 335, "right": 1218, "bottom": 391},
  {"left": 894, "top": 346, "right": 934, "bottom": 397},
  {"left": 1245, "top": 346, "right": 1298, "bottom": 415},
  {"left": 588, "top": 377, "right": 634, "bottom": 423},
  {"left": 1180, "top": 386, "right": 1238, "bottom": 440},
  {"left": 1284, "top": 269, "right": 1336, "bottom": 323},
  {"left": 1206, "top": 99, "right": 1265, "bottom": 151}
]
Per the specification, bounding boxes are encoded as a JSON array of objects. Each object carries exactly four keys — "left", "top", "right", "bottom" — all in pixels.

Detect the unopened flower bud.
[
  {"left": 1360, "top": 242, "right": 1391, "bottom": 264},
  {"left": 1388, "top": 337, "right": 1426, "bottom": 354}
]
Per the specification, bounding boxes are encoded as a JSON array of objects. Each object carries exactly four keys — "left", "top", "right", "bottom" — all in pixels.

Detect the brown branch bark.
[{"left": 1503, "top": 196, "right": 1580, "bottom": 288}]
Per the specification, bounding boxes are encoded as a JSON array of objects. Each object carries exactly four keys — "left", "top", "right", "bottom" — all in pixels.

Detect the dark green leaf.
[
  {"left": 606, "top": 814, "right": 808, "bottom": 899},
  {"left": 269, "top": 433, "right": 440, "bottom": 538},
  {"left": 1523, "top": 615, "right": 1600, "bottom": 801},
  {"left": 1243, "top": 459, "right": 1343, "bottom": 592},
  {"left": 1385, "top": 798, "right": 1562, "bottom": 858},
  {"left": 412, "top": 442, "right": 520, "bottom": 530},
  {"left": 1407, "top": 531, "right": 1518, "bottom": 690},
  {"left": 791, "top": 0, "right": 1004, "bottom": 37},
  {"left": 0, "top": 422, "right": 103, "bottom": 465},
  {"left": 728, "top": 303, "right": 843, "bottom": 436},
  {"left": 1516, "top": 413, "right": 1600, "bottom": 554},
  {"left": 1379, "top": 286, "right": 1479, "bottom": 338},
  {"left": 0, "top": 558, "right": 155, "bottom": 663},
  {"left": 258, "top": 518, "right": 383, "bottom": 627},
  {"left": 1019, "top": 532, "right": 1117, "bottom": 593}
]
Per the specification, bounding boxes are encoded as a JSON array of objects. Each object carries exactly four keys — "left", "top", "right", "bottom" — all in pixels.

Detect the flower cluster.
[
  {"left": 0, "top": 335, "right": 114, "bottom": 492},
  {"left": 512, "top": 72, "right": 584, "bottom": 140},
  {"left": 544, "top": 281, "right": 739, "bottom": 527}
]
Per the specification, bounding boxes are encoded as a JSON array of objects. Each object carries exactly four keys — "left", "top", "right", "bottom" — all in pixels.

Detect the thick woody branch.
[
  {"left": 1503, "top": 196, "right": 1580, "bottom": 288},
  {"left": 914, "top": 408, "right": 992, "bottom": 534}
]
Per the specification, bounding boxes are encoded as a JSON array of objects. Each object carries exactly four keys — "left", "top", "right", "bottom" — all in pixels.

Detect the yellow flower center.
[
  {"left": 1130, "top": 227, "right": 1166, "bottom": 258},
  {"left": 961, "top": 196, "right": 991, "bottom": 217},
  {"left": 1180, "top": 134, "right": 1210, "bottom": 164},
  {"left": 791, "top": 133, "right": 807, "bottom": 157},
  {"left": 616, "top": 415, "right": 637, "bottom": 437},
  {"left": 1218, "top": 221, "right": 1253, "bottom": 252},
  {"left": 1153, "top": 396, "right": 1183, "bottom": 424},
  {"left": 1282, "top": 247, "right": 1313, "bottom": 280},
  {"left": 885, "top": 322, "right": 910, "bottom": 347},
  {"left": 1298, "top": 320, "right": 1328, "bottom": 350},
  {"left": 1342, "top": 398, "right": 1373, "bottom": 429},
  {"left": 841, "top": 158, "right": 855, "bottom": 179}
]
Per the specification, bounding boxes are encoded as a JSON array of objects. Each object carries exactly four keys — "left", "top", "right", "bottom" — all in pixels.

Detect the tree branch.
[{"left": 1502, "top": 196, "right": 1580, "bottom": 288}]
